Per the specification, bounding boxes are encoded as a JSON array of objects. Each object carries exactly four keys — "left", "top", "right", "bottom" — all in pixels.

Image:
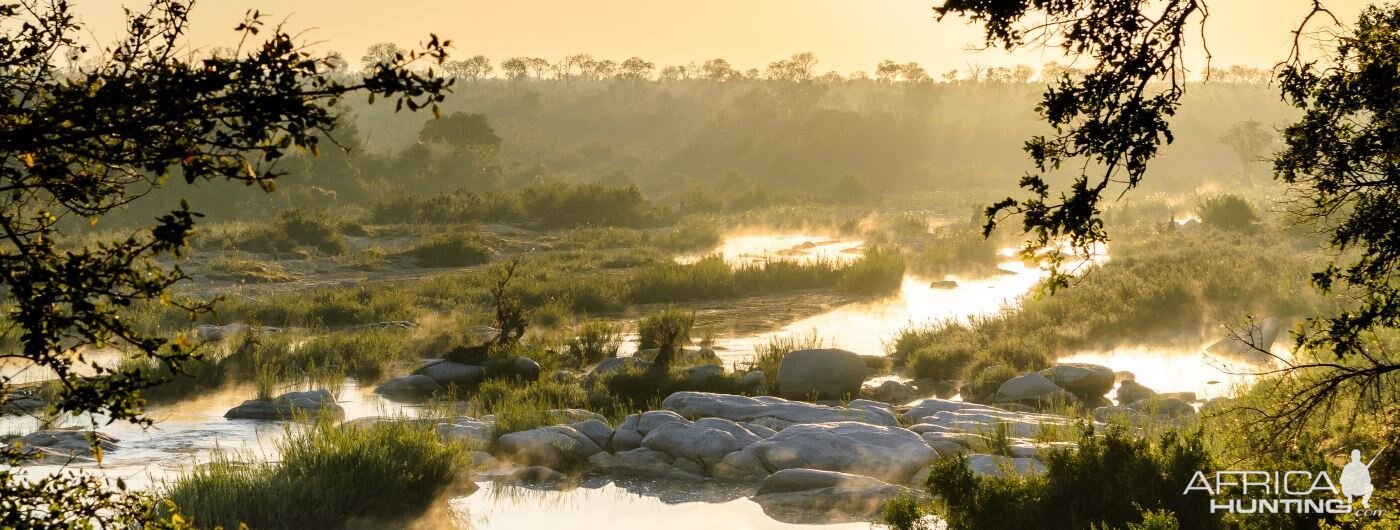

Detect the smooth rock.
[
  {"left": 713, "top": 448, "right": 772, "bottom": 482},
  {"left": 374, "top": 374, "right": 443, "bottom": 397},
  {"left": 414, "top": 361, "right": 486, "bottom": 387},
  {"left": 511, "top": 356, "right": 542, "bottom": 381},
  {"left": 866, "top": 380, "right": 922, "bottom": 405},
  {"left": 569, "top": 419, "right": 615, "bottom": 451},
  {"left": 746, "top": 421, "right": 935, "bottom": 484},
  {"left": 777, "top": 348, "right": 867, "bottom": 400},
  {"left": 662, "top": 392, "right": 899, "bottom": 427},
  {"left": 224, "top": 389, "right": 344, "bottom": 421},
  {"left": 495, "top": 425, "right": 602, "bottom": 469},
  {"left": 753, "top": 468, "right": 916, "bottom": 522},
  {"left": 642, "top": 420, "right": 757, "bottom": 468},
  {"left": 1040, "top": 363, "right": 1115, "bottom": 398},
  {"left": 1116, "top": 379, "right": 1158, "bottom": 404},
  {"left": 638, "top": 410, "right": 691, "bottom": 433},
  {"left": 588, "top": 448, "right": 704, "bottom": 481},
  {"left": 590, "top": 357, "right": 650, "bottom": 377},
  {"left": 611, "top": 414, "right": 644, "bottom": 451},
  {"left": 740, "top": 371, "right": 766, "bottom": 394},
  {"left": 10, "top": 430, "right": 118, "bottom": 465},
  {"left": 992, "top": 373, "right": 1076, "bottom": 405},
  {"left": 685, "top": 364, "right": 726, "bottom": 386}
]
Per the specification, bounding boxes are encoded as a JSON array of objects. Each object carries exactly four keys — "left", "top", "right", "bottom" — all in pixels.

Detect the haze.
[{"left": 77, "top": 0, "right": 1367, "bottom": 73}]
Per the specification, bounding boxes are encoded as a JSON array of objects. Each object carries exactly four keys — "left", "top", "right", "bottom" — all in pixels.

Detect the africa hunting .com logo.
[{"left": 1184, "top": 448, "right": 1387, "bottom": 516}]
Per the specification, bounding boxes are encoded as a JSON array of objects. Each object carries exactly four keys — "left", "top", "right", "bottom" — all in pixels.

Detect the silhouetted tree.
[{"left": 0, "top": 1, "right": 450, "bottom": 526}]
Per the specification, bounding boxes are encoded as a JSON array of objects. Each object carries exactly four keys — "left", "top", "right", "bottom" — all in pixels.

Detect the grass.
[
  {"left": 566, "top": 318, "right": 624, "bottom": 364},
  {"left": 750, "top": 330, "right": 825, "bottom": 388},
  {"left": 164, "top": 418, "right": 468, "bottom": 529},
  {"left": 636, "top": 306, "right": 695, "bottom": 351},
  {"left": 406, "top": 231, "right": 494, "bottom": 267},
  {"left": 890, "top": 227, "right": 1320, "bottom": 382},
  {"left": 206, "top": 254, "right": 299, "bottom": 283}
]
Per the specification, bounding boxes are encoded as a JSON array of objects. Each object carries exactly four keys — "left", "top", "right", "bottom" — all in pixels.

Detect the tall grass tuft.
[
  {"left": 751, "top": 330, "right": 825, "bottom": 388},
  {"left": 838, "top": 246, "right": 906, "bottom": 294},
  {"left": 566, "top": 318, "right": 624, "bottom": 364},
  {"left": 164, "top": 418, "right": 468, "bottom": 529}
]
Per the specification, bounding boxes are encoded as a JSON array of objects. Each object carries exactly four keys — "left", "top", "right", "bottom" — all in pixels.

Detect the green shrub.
[
  {"left": 165, "top": 418, "right": 467, "bottom": 529},
  {"left": 631, "top": 256, "right": 737, "bottom": 302},
  {"left": 567, "top": 319, "right": 624, "bottom": 364},
  {"left": 878, "top": 493, "right": 932, "bottom": 530},
  {"left": 636, "top": 307, "right": 695, "bottom": 351},
  {"left": 1197, "top": 194, "right": 1260, "bottom": 232},
  {"left": 907, "top": 343, "right": 977, "bottom": 380},
  {"left": 407, "top": 231, "right": 493, "bottom": 267},
  {"left": 926, "top": 427, "right": 1218, "bottom": 530},
  {"left": 839, "top": 246, "right": 906, "bottom": 294},
  {"left": 598, "top": 364, "right": 748, "bottom": 411}
]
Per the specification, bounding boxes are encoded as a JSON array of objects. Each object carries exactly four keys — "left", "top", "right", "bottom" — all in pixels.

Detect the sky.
[{"left": 73, "top": 0, "right": 1370, "bottom": 75}]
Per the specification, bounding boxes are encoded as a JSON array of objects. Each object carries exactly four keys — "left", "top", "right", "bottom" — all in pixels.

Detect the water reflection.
[
  {"left": 450, "top": 477, "right": 876, "bottom": 530},
  {"left": 1, "top": 379, "right": 423, "bottom": 489}
]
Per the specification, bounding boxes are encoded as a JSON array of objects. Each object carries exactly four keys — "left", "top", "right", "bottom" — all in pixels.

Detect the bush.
[
  {"left": 878, "top": 493, "right": 932, "bottom": 530},
  {"left": 907, "top": 343, "right": 977, "bottom": 380},
  {"left": 926, "top": 427, "right": 1218, "bottom": 530},
  {"left": 1197, "top": 194, "right": 1260, "bottom": 232},
  {"left": 567, "top": 319, "right": 624, "bottom": 364},
  {"left": 407, "top": 231, "right": 493, "bottom": 267},
  {"left": 598, "top": 364, "right": 748, "bottom": 411},
  {"left": 636, "top": 307, "right": 695, "bottom": 351},
  {"left": 165, "top": 418, "right": 467, "bottom": 529},
  {"left": 839, "top": 246, "right": 906, "bottom": 294}
]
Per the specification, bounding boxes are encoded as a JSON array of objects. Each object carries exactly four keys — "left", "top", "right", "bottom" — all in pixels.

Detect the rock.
[
  {"left": 1126, "top": 397, "right": 1196, "bottom": 418},
  {"left": 224, "top": 389, "right": 344, "bottom": 421},
  {"left": 569, "top": 419, "right": 614, "bottom": 451},
  {"left": 963, "top": 365, "right": 1017, "bottom": 403},
  {"left": 638, "top": 410, "right": 691, "bottom": 433},
  {"left": 662, "top": 391, "right": 899, "bottom": 427},
  {"left": 642, "top": 420, "right": 759, "bottom": 468},
  {"left": 777, "top": 348, "right": 867, "bottom": 400},
  {"left": 916, "top": 408, "right": 1077, "bottom": 438},
  {"left": 1006, "top": 440, "right": 1078, "bottom": 460},
  {"left": 746, "top": 421, "right": 935, "bottom": 484},
  {"left": 713, "top": 448, "right": 772, "bottom": 482},
  {"left": 992, "top": 373, "right": 1076, "bottom": 405},
  {"left": 929, "top": 280, "right": 959, "bottom": 289},
  {"left": 634, "top": 347, "right": 721, "bottom": 366},
  {"left": 740, "top": 371, "right": 766, "bottom": 394},
  {"left": 902, "top": 398, "right": 1007, "bottom": 424},
  {"left": 588, "top": 448, "right": 705, "bottom": 481},
  {"left": 495, "top": 425, "right": 602, "bottom": 469},
  {"left": 590, "top": 357, "right": 651, "bottom": 377},
  {"left": 910, "top": 379, "right": 960, "bottom": 399},
  {"left": 1159, "top": 392, "right": 1198, "bottom": 403},
  {"left": 509, "top": 466, "right": 567, "bottom": 483},
  {"left": 673, "top": 457, "right": 706, "bottom": 475},
  {"left": 966, "top": 454, "right": 1047, "bottom": 478},
  {"left": 753, "top": 468, "right": 917, "bottom": 522},
  {"left": 435, "top": 418, "right": 495, "bottom": 447},
  {"left": 866, "top": 380, "right": 922, "bottom": 405},
  {"left": 1116, "top": 379, "right": 1158, "bottom": 404},
  {"left": 1040, "top": 363, "right": 1115, "bottom": 398},
  {"left": 374, "top": 374, "right": 444, "bottom": 398},
  {"left": 468, "top": 451, "right": 505, "bottom": 470},
  {"left": 549, "top": 409, "right": 606, "bottom": 424},
  {"left": 611, "top": 414, "right": 644, "bottom": 451},
  {"left": 10, "top": 430, "right": 118, "bottom": 465},
  {"left": 511, "top": 356, "right": 542, "bottom": 381},
  {"left": 685, "top": 364, "right": 726, "bottom": 387},
  {"left": 750, "top": 417, "right": 795, "bottom": 432},
  {"left": 744, "top": 422, "right": 779, "bottom": 438},
  {"left": 414, "top": 360, "right": 487, "bottom": 387},
  {"left": 0, "top": 390, "right": 46, "bottom": 415}
]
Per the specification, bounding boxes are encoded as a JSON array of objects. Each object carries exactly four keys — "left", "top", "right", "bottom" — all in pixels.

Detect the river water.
[{"left": 2, "top": 230, "right": 1265, "bottom": 528}]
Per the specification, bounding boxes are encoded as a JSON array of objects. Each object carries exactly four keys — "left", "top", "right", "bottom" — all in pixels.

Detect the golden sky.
[{"left": 74, "top": 1, "right": 1369, "bottom": 74}]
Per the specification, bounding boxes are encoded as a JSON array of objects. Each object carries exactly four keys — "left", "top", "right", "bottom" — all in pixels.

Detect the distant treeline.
[{"left": 85, "top": 49, "right": 1290, "bottom": 231}]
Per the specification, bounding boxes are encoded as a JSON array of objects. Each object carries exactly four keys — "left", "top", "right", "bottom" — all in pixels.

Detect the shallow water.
[
  {"left": 448, "top": 478, "right": 880, "bottom": 529},
  {"left": 3, "top": 230, "right": 1268, "bottom": 526},
  {"left": 1, "top": 379, "right": 424, "bottom": 490}
]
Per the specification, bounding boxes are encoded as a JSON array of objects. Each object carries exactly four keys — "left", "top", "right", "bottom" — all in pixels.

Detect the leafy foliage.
[
  {"left": 0, "top": 0, "right": 448, "bottom": 522},
  {"left": 927, "top": 427, "right": 1218, "bottom": 530}
]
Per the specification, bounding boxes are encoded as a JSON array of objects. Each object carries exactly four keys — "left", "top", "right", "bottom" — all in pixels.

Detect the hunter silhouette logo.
[
  {"left": 1185, "top": 448, "right": 1386, "bottom": 516},
  {"left": 1341, "top": 449, "right": 1379, "bottom": 509}
]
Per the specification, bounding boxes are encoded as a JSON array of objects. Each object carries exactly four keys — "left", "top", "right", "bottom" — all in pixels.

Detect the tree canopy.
[{"left": 0, "top": 1, "right": 449, "bottom": 525}]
